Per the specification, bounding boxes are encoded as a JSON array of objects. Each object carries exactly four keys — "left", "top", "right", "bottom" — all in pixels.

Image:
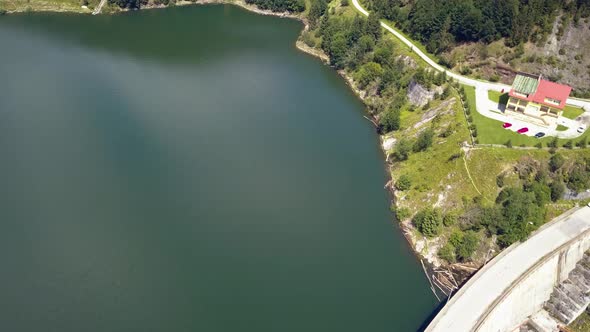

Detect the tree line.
[
  {"left": 368, "top": 0, "right": 590, "bottom": 54},
  {"left": 244, "top": 0, "right": 305, "bottom": 12}
]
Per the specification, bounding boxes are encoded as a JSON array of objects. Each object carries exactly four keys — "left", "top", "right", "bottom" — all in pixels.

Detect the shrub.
[
  {"left": 563, "top": 140, "right": 574, "bottom": 149},
  {"left": 547, "top": 138, "right": 559, "bottom": 148},
  {"left": 438, "top": 242, "right": 456, "bottom": 263},
  {"left": 394, "top": 206, "right": 411, "bottom": 221},
  {"left": 412, "top": 208, "right": 442, "bottom": 237},
  {"left": 443, "top": 213, "right": 457, "bottom": 227},
  {"left": 379, "top": 109, "right": 401, "bottom": 132},
  {"left": 535, "top": 142, "right": 543, "bottom": 149},
  {"left": 566, "top": 161, "right": 590, "bottom": 192},
  {"left": 396, "top": 174, "right": 412, "bottom": 191},
  {"left": 413, "top": 128, "right": 434, "bottom": 152},
  {"left": 392, "top": 138, "right": 413, "bottom": 161},
  {"left": 496, "top": 174, "right": 505, "bottom": 188},
  {"left": 577, "top": 137, "right": 587, "bottom": 148},
  {"left": 340, "top": 0, "right": 348, "bottom": 6},
  {"left": 549, "top": 153, "right": 565, "bottom": 172},
  {"left": 456, "top": 231, "right": 480, "bottom": 261},
  {"left": 550, "top": 181, "right": 565, "bottom": 202},
  {"left": 440, "top": 126, "right": 454, "bottom": 138},
  {"left": 505, "top": 140, "right": 513, "bottom": 148}
]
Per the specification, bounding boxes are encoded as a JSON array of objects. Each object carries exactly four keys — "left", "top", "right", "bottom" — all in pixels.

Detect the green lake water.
[{"left": 0, "top": 5, "right": 437, "bottom": 331}]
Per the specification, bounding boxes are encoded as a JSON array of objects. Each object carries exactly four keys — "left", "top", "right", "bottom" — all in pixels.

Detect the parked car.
[
  {"left": 503, "top": 122, "right": 512, "bottom": 128},
  {"left": 578, "top": 126, "right": 586, "bottom": 133},
  {"left": 534, "top": 132, "right": 546, "bottom": 138},
  {"left": 517, "top": 127, "right": 529, "bottom": 134}
]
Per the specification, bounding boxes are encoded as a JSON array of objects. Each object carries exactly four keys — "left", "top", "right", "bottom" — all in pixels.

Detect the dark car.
[{"left": 534, "top": 132, "right": 546, "bottom": 138}]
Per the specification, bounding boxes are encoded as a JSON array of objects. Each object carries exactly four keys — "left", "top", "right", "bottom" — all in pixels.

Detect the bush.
[
  {"left": 301, "top": 31, "right": 316, "bottom": 48},
  {"left": 550, "top": 181, "right": 565, "bottom": 201},
  {"left": 566, "top": 161, "right": 590, "bottom": 192},
  {"left": 392, "top": 138, "right": 413, "bottom": 161},
  {"left": 443, "top": 213, "right": 457, "bottom": 226},
  {"left": 535, "top": 142, "right": 543, "bottom": 149},
  {"left": 413, "top": 128, "right": 434, "bottom": 152},
  {"left": 438, "top": 242, "right": 456, "bottom": 263},
  {"left": 355, "top": 62, "right": 384, "bottom": 88},
  {"left": 456, "top": 231, "right": 479, "bottom": 261},
  {"left": 412, "top": 208, "right": 442, "bottom": 237},
  {"left": 577, "top": 137, "right": 587, "bottom": 148},
  {"left": 379, "top": 109, "right": 401, "bottom": 132},
  {"left": 549, "top": 153, "right": 565, "bottom": 172},
  {"left": 496, "top": 174, "right": 505, "bottom": 187},
  {"left": 340, "top": 0, "right": 348, "bottom": 6},
  {"left": 505, "top": 140, "right": 513, "bottom": 148},
  {"left": 547, "top": 138, "right": 559, "bottom": 148},
  {"left": 393, "top": 206, "right": 411, "bottom": 221},
  {"left": 396, "top": 174, "right": 412, "bottom": 191},
  {"left": 563, "top": 140, "right": 574, "bottom": 149}
]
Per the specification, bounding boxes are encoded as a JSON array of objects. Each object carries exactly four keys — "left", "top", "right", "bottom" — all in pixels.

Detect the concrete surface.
[{"left": 425, "top": 207, "right": 590, "bottom": 332}]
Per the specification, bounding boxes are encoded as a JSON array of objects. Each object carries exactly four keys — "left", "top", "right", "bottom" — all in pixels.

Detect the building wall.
[{"left": 474, "top": 233, "right": 590, "bottom": 332}]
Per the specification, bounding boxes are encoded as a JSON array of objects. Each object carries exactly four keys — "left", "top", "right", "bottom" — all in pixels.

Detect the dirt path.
[{"left": 92, "top": 0, "right": 107, "bottom": 15}]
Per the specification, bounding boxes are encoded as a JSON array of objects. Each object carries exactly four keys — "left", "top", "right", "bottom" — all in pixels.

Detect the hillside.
[{"left": 364, "top": 0, "right": 590, "bottom": 95}]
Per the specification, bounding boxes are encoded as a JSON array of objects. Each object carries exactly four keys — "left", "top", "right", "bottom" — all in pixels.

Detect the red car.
[
  {"left": 503, "top": 122, "right": 512, "bottom": 128},
  {"left": 517, "top": 127, "right": 529, "bottom": 134}
]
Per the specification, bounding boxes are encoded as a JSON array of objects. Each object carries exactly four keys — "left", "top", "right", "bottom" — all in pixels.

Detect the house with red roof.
[{"left": 506, "top": 72, "right": 572, "bottom": 125}]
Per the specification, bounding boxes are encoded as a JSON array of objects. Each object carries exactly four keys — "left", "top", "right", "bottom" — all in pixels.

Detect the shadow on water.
[
  {"left": 0, "top": 4, "right": 303, "bottom": 65},
  {"left": 417, "top": 300, "right": 446, "bottom": 331}
]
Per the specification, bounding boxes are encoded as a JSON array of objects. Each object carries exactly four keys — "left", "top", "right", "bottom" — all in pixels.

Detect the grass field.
[
  {"left": 564, "top": 104, "right": 586, "bottom": 119},
  {"left": 488, "top": 90, "right": 509, "bottom": 105},
  {"left": 466, "top": 85, "right": 590, "bottom": 147},
  {"left": 390, "top": 89, "right": 479, "bottom": 213}
]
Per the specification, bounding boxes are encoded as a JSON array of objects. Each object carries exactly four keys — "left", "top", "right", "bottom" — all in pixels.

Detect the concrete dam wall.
[
  {"left": 474, "top": 227, "right": 590, "bottom": 332},
  {"left": 426, "top": 207, "right": 590, "bottom": 332}
]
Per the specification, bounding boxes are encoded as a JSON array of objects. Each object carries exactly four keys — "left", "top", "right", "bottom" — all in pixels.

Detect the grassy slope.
[{"left": 391, "top": 91, "right": 478, "bottom": 214}]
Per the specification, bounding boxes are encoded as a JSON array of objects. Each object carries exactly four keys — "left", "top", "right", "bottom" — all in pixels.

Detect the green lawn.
[
  {"left": 488, "top": 90, "right": 509, "bottom": 105},
  {"left": 563, "top": 104, "right": 586, "bottom": 119},
  {"left": 557, "top": 124, "right": 568, "bottom": 131},
  {"left": 465, "top": 85, "right": 589, "bottom": 147}
]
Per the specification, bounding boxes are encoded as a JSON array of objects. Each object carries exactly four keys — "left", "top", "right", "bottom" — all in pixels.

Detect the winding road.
[{"left": 350, "top": 0, "right": 590, "bottom": 112}]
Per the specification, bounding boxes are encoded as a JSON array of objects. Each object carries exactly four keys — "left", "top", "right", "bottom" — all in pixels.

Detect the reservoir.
[{"left": 0, "top": 5, "right": 437, "bottom": 331}]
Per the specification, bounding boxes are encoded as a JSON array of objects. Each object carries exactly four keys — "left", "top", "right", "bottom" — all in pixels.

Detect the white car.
[{"left": 578, "top": 126, "right": 586, "bottom": 133}]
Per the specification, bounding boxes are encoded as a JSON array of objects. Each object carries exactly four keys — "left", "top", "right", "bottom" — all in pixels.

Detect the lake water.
[{"left": 0, "top": 5, "right": 437, "bottom": 331}]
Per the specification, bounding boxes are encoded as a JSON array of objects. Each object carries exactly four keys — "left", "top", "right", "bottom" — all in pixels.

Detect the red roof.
[{"left": 509, "top": 79, "right": 571, "bottom": 109}]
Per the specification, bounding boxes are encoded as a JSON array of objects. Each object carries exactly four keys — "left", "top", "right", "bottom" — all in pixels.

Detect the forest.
[
  {"left": 368, "top": 0, "right": 590, "bottom": 54},
  {"left": 244, "top": 0, "right": 305, "bottom": 12}
]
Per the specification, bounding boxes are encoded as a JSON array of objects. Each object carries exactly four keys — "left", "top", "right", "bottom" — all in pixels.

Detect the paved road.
[
  {"left": 350, "top": 0, "right": 590, "bottom": 112},
  {"left": 425, "top": 207, "right": 590, "bottom": 332}
]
